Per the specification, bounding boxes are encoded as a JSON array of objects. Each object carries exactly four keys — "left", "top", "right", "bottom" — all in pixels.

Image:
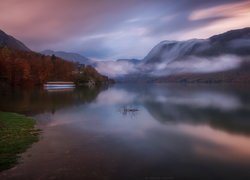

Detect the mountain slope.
[
  {"left": 41, "top": 50, "right": 93, "bottom": 65},
  {"left": 143, "top": 27, "right": 250, "bottom": 65},
  {"left": 0, "top": 29, "right": 30, "bottom": 51},
  {"left": 134, "top": 27, "right": 250, "bottom": 82},
  {"left": 0, "top": 30, "right": 113, "bottom": 86}
]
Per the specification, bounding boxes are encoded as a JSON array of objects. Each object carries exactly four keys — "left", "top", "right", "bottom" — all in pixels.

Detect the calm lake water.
[{"left": 1, "top": 84, "right": 250, "bottom": 180}]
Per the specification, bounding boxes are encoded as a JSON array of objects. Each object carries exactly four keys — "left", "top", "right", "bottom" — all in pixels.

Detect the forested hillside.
[{"left": 0, "top": 47, "right": 113, "bottom": 86}]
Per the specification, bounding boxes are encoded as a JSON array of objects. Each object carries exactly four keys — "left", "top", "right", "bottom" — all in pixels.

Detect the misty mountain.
[
  {"left": 135, "top": 27, "right": 250, "bottom": 81},
  {"left": 111, "top": 27, "right": 250, "bottom": 83},
  {"left": 143, "top": 27, "right": 250, "bottom": 65},
  {"left": 41, "top": 50, "right": 94, "bottom": 65},
  {"left": 0, "top": 29, "right": 30, "bottom": 51}
]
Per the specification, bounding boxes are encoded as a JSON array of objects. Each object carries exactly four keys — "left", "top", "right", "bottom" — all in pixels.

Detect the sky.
[{"left": 1, "top": 0, "right": 250, "bottom": 61}]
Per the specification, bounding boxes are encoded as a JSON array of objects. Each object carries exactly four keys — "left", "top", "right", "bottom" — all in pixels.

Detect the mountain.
[
  {"left": 0, "top": 29, "right": 30, "bottom": 51},
  {"left": 41, "top": 50, "right": 93, "bottom": 65},
  {"left": 130, "top": 27, "right": 250, "bottom": 83},
  {"left": 143, "top": 27, "right": 250, "bottom": 65},
  {"left": 0, "top": 30, "right": 113, "bottom": 86}
]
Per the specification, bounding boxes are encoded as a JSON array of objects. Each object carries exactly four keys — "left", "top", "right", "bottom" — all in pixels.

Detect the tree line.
[{"left": 0, "top": 47, "right": 113, "bottom": 87}]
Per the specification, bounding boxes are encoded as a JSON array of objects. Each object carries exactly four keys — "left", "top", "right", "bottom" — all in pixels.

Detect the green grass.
[{"left": 0, "top": 112, "right": 40, "bottom": 171}]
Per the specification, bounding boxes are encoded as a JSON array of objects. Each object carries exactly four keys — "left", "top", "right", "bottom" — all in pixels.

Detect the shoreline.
[{"left": 0, "top": 112, "right": 40, "bottom": 171}]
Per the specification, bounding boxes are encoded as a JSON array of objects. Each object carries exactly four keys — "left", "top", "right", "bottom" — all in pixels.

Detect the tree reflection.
[{"left": 0, "top": 85, "right": 109, "bottom": 115}]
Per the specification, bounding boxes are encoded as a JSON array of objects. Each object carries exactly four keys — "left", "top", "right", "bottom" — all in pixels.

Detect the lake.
[{"left": 1, "top": 84, "right": 250, "bottom": 180}]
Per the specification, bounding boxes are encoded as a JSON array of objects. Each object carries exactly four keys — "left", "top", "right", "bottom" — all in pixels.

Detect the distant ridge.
[{"left": 41, "top": 50, "right": 93, "bottom": 65}]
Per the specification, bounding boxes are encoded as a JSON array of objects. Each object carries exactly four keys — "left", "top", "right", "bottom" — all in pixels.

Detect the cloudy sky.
[{"left": 1, "top": 0, "right": 250, "bottom": 60}]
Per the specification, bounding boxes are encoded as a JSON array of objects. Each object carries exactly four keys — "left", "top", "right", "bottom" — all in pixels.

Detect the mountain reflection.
[{"left": 109, "top": 84, "right": 250, "bottom": 136}]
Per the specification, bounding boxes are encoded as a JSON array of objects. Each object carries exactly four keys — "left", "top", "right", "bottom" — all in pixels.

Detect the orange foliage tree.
[{"left": 0, "top": 47, "right": 75, "bottom": 86}]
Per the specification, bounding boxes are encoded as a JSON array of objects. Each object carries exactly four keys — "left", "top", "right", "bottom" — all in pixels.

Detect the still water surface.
[{"left": 1, "top": 84, "right": 250, "bottom": 180}]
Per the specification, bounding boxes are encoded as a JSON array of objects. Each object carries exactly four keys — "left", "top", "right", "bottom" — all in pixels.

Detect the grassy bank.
[{"left": 0, "top": 112, "right": 40, "bottom": 171}]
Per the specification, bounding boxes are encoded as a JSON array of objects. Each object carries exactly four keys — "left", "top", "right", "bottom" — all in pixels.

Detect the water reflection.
[
  {"left": 141, "top": 85, "right": 250, "bottom": 136},
  {"left": 1, "top": 84, "right": 250, "bottom": 179},
  {"left": 179, "top": 124, "right": 250, "bottom": 163},
  {"left": 0, "top": 86, "right": 107, "bottom": 115}
]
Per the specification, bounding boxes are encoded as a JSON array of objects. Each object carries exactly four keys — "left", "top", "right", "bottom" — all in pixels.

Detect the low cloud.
[
  {"left": 152, "top": 55, "right": 242, "bottom": 76},
  {"left": 94, "top": 55, "right": 243, "bottom": 78},
  {"left": 95, "top": 60, "right": 138, "bottom": 77}
]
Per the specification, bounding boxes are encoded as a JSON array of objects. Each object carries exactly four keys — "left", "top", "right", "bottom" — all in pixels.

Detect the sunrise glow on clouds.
[
  {"left": 1, "top": 0, "right": 250, "bottom": 60},
  {"left": 184, "top": 1, "right": 250, "bottom": 39}
]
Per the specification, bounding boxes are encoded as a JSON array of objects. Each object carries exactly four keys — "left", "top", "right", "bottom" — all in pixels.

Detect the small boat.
[{"left": 44, "top": 82, "right": 75, "bottom": 89}]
